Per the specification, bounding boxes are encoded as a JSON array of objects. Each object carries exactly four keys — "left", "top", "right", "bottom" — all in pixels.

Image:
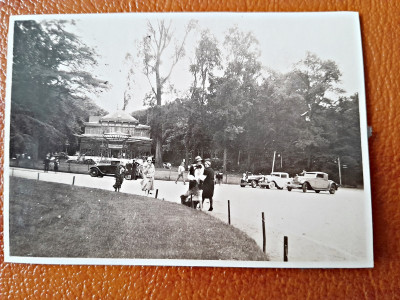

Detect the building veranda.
[{"left": 76, "top": 110, "right": 152, "bottom": 159}]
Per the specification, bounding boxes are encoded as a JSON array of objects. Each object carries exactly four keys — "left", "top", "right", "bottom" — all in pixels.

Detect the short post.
[
  {"left": 225, "top": 173, "right": 228, "bottom": 184},
  {"left": 12, "top": 168, "right": 14, "bottom": 177},
  {"left": 190, "top": 194, "right": 194, "bottom": 209},
  {"left": 284, "top": 236, "right": 288, "bottom": 262},
  {"left": 37, "top": 173, "right": 40, "bottom": 180},
  {"left": 228, "top": 200, "right": 231, "bottom": 225},
  {"left": 72, "top": 176, "right": 75, "bottom": 186},
  {"left": 262, "top": 212, "right": 266, "bottom": 254},
  {"left": 155, "top": 189, "right": 159, "bottom": 199},
  {"left": 169, "top": 169, "right": 171, "bottom": 181}
]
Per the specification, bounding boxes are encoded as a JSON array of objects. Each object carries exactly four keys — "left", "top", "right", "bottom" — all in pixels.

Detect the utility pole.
[
  {"left": 338, "top": 156, "right": 342, "bottom": 186},
  {"left": 272, "top": 151, "right": 276, "bottom": 173}
]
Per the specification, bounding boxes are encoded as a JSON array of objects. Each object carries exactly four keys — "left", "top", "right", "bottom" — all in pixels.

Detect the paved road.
[{"left": 9, "top": 167, "right": 372, "bottom": 263}]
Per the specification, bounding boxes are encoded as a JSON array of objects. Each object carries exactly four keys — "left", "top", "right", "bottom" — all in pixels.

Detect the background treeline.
[
  {"left": 133, "top": 26, "right": 363, "bottom": 186},
  {"left": 10, "top": 20, "right": 107, "bottom": 159}
]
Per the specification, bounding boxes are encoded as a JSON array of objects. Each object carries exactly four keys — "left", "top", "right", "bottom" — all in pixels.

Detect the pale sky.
[{"left": 27, "top": 12, "right": 365, "bottom": 113}]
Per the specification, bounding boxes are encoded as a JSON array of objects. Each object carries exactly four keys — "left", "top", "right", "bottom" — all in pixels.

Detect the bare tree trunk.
[{"left": 223, "top": 147, "right": 227, "bottom": 174}]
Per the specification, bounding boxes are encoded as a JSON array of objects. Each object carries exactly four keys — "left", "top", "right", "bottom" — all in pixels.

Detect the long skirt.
[{"left": 141, "top": 177, "right": 154, "bottom": 191}]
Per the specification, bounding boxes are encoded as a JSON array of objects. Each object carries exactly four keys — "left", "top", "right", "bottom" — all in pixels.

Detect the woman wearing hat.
[
  {"left": 180, "top": 156, "right": 205, "bottom": 208},
  {"left": 141, "top": 157, "right": 155, "bottom": 195}
]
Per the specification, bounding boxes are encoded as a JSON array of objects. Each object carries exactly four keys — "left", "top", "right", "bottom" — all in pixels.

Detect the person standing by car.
[
  {"left": 175, "top": 161, "right": 186, "bottom": 185},
  {"left": 54, "top": 158, "right": 59, "bottom": 173},
  {"left": 43, "top": 156, "right": 50, "bottom": 173},
  {"left": 202, "top": 159, "right": 215, "bottom": 211},
  {"left": 141, "top": 157, "right": 155, "bottom": 195},
  {"left": 113, "top": 162, "right": 125, "bottom": 192}
]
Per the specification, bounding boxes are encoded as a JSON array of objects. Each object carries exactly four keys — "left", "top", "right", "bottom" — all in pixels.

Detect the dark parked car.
[
  {"left": 89, "top": 160, "right": 121, "bottom": 177},
  {"left": 240, "top": 172, "right": 265, "bottom": 188}
]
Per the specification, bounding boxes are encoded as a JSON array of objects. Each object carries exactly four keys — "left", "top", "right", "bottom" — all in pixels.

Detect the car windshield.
[{"left": 304, "top": 173, "right": 317, "bottom": 178}]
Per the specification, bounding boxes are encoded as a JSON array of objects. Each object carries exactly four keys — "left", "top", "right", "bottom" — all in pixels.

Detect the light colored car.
[
  {"left": 287, "top": 172, "right": 338, "bottom": 194},
  {"left": 259, "top": 172, "right": 292, "bottom": 189}
]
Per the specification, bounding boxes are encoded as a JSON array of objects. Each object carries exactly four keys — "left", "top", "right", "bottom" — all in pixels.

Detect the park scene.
[{"left": 6, "top": 13, "right": 372, "bottom": 266}]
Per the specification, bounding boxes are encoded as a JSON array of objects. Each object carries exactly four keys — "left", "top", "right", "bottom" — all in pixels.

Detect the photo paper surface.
[{"left": 3, "top": 12, "right": 373, "bottom": 268}]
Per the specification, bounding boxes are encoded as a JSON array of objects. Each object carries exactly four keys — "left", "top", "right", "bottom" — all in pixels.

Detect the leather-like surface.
[{"left": 1, "top": 1, "right": 399, "bottom": 298}]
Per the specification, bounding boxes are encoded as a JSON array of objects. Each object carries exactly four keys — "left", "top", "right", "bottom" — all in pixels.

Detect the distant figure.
[
  {"left": 43, "top": 156, "right": 50, "bottom": 172},
  {"left": 175, "top": 162, "right": 186, "bottom": 185},
  {"left": 216, "top": 170, "right": 223, "bottom": 185},
  {"left": 113, "top": 162, "right": 125, "bottom": 192},
  {"left": 202, "top": 159, "right": 215, "bottom": 211},
  {"left": 141, "top": 157, "right": 155, "bottom": 195},
  {"left": 54, "top": 159, "right": 59, "bottom": 173},
  {"left": 131, "top": 159, "right": 138, "bottom": 180}
]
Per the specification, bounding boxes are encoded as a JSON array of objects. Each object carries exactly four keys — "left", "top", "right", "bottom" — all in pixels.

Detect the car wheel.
[
  {"left": 287, "top": 187, "right": 292, "bottom": 192},
  {"left": 329, "top": 185, "right": 336, "bottom": 194},
  {"left": 89, "top": 168, "right": 98, "bottom": 177},
  {"left": 251, "top": 180, "right": 257, "bottom": 188},
  {"left": 269, "top": 181, "right": 276, "bottom": 189},
  {"left": 302, "top": 182, "right": 308, "bottom": 193},
  {"left": 315, "top": 190, "right": 320, "bottom": 193}
]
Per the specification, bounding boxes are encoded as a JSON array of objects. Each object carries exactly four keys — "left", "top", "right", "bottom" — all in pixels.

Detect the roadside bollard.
[
  {"left": 12, "top": 168, "right": 14, "bottom": 177},
  {"left": 262, "top": 212, "right": 266, "bottom": 254},
  {"left": 228, "top": 200, "right": 231, "bottom": 225},
  {"left": 284, "top": 236, "right": 288, "bottom": 262},
  {"left": 72, "top": 176, "right": 75, "bottom": 186},
  {"left": 155, "top": 189, "right": 158, "bottom": 199},
  {"left": 37, "top": 173, "right": 40, "bottom": 180}
]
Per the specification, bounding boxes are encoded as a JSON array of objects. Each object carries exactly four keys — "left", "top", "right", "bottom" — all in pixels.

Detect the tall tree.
[
  {"left": 208, "top": 26, "right": 262, "bottom": 174},
  {"left": 10, "top": 20, "right": 107, "bottom": 158},
  {"left": 286, "top": 52, "right": 344, "bottom": 169},
  {"left": 139, "top": 19, "right": 196, "bottom": 166}
]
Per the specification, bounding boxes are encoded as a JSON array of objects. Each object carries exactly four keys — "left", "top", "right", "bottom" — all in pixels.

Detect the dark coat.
[{"left": 202, "top": 167, "right": 215, "bottom": 198}]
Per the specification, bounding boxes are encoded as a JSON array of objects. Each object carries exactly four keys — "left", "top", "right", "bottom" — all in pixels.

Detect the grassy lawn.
[{"left": 9, "top": 177, "right": 267, "bottom": 261}]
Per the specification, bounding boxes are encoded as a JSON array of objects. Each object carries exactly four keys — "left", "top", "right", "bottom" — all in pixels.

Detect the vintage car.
[
  {"left": 89, "top": 160, "right": 143, "bottom": 179},
  {"left": 89, "top": 160, "right": 121, "bottom": 177},
  {"left": 258, "top": 172, "right": 292, "bottom": 189},
  {"left": 287, "top": 171, "right": 338, "bottom": 194},
  {"left": 240, "top": 172, "right": 265, "bottom": 188}
]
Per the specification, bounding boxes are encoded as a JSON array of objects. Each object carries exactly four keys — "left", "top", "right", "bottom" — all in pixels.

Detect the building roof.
[{"left": 100, "top": 110, "right": 139, "bottom": 124}]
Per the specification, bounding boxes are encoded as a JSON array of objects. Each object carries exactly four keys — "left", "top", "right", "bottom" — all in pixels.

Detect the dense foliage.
[
  {"left": 10, "top": 20, "right": 107, "bottom": 159},
  {"left": 137, "top": 28, "right": 364, "bottom": 186}
]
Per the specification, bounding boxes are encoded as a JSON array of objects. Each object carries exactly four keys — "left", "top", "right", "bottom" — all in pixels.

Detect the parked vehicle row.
[{"left": 240, "top": 171, "right": 339, "bottom": 194}]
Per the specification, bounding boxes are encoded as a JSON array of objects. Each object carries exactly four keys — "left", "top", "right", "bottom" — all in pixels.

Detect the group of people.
[
  {"left": 113, "top": 157, "right": 155, "bottom": 194},
  {"left": 112, "top": 156, "right": 217, "bottom": 212},
  {"left": 43, "top": 155, "right": 59, "bottom": 173},
  {"left": 180, "top": 156, "right": 215, "bottom": 211}
]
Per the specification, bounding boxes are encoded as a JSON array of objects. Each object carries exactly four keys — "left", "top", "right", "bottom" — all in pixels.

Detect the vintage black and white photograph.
[{"left": 4, "top": 12, "right": 373, "bottom": 268}]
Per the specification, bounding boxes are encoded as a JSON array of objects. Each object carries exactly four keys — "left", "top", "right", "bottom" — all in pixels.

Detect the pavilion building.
[{"left": 76, "top": 110, "right": 152, "bottom": 159}]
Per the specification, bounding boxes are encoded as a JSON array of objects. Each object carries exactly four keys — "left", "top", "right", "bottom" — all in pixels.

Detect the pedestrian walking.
[
  {"left": 175, "top": 161, "right": 186, "bottom": 185},
  {"left": 141, "top": 157, "right": 155, "bottom": 195},
  {"left": 216, "top": 170, "right": 223, "bottom": 185},
  {"left": 113, "top": 162, "right": 125, "bottom": 192},
  {"left": 202, "top": 159, "right": 215, "bottom": 211}
]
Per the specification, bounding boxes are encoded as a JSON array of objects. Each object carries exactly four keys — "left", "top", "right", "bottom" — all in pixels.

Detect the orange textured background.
[{"left": 1, "top": 0, "right": 399, "bottom": 298}]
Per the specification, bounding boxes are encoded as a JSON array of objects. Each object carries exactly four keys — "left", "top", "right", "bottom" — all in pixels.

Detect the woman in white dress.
[{"left": 141, "top": 157, "right": 155, "bottom": 195}]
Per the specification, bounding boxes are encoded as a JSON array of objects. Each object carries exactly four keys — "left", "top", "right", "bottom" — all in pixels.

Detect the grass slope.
[{"left": 9, "top": 177, "right": 267, "bottom": 261}]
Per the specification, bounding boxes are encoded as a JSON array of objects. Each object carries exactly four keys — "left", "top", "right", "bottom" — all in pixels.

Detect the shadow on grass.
[{"left": 9, "top": 177, "right": 267, "bottom": 261}]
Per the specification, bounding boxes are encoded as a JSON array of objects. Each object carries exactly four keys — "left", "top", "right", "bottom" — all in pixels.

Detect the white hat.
[{"left": 195, "top": 156, "right": 202, "bottom": 162}]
